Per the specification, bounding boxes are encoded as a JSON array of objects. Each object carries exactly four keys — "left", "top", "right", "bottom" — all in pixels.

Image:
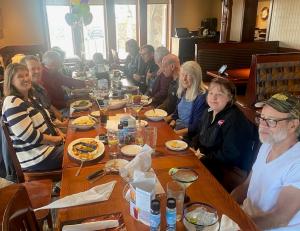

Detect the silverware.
[
  {"left": 75, "top": 160, "right": 84, "bottom": 176},
  {"left": 87, "top": 167, "right": 118, "bottom": 183}
]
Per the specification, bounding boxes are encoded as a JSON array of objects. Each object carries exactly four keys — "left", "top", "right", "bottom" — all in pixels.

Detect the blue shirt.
[{"left": 177, "top": 97, "right": 193, "bottom": 127}]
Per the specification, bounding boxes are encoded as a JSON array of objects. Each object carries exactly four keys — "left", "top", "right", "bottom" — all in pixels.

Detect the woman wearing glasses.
[
  {"left": 2, "top": 63, "right": 65, "bottom": 171},
  {"left": 192, "top": 78, "right": 258, "bottom": 192}
]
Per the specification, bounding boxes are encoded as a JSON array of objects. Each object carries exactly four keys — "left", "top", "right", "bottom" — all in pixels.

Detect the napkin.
[
  {"left": 219, "top": 214, "right": 240, "bottom": 231},
  {"left": 119, "top": 144, "right": 152, "bottom": 181},
  {"left": 62, "top": 219, "right": 119, "bottom": 231},
  {"left": 35, "top": 181, "right": 116, "bottom": 210}
]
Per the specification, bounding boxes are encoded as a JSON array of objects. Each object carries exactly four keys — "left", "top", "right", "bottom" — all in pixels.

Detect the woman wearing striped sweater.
[{"left": 2, "top": 63, "right": 64, "bottom": 171}]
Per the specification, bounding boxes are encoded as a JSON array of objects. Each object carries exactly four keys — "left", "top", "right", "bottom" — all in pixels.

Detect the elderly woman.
[
  {"left": 192, "top": 78, "right": 257, "bottom": 192},
  {"left": 166, "top": 61, "right": 207, "bottom": 136},
  {"left": 2, "top": 63, "right": 64, "bottom": 171}
]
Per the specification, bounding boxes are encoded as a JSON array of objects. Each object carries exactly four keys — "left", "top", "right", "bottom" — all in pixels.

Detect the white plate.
[
  {"left": 136, "top": 120, "right": 148, "bottom": 127},
  {"left": 105, "top": 159, "right": 129, "bottom": 170},
  {"left": 165, "top": 140, "right": 188, "bottom": 151},
  {"left": 68, "top": 138, "right": 105, "bottom": 162},
  {"left": 108, "top": 99, "right": 127, "bottom": 110},
  {"left": 144, "top": 109, "right": 167, "bottom": 121},
  {"left": 141, "top": 95, "right": 152, "bottom": 106},
  {"left": 121, "top": 145, "right": 143, "bottom": 157},
  {"left": 71, "top": 116, "right": 96, "bottom": 130},
  {"left": 71, "top": 100, "right": 92, "bottom": 110}
]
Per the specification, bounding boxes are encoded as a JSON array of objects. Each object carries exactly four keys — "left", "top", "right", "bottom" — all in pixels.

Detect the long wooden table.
[{"left": 57, "top": 107, "right": 258, "bottom": 230}]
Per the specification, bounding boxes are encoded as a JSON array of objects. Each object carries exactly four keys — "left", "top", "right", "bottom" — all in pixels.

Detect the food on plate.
[
  {"left": 72, "top": 116, "right": 95, "bottom": 126},
  {"left": 72, "top": 140, "right": 99, "bottom": 160},
  {"left": 91, "top": 111, "right": 100, "bottom": 117},
  {"left": 169, "top": 140, "right": 185, "bottom": 149},
  {"left": 73, "top": 100, "right": 90, "bottom": 107}
]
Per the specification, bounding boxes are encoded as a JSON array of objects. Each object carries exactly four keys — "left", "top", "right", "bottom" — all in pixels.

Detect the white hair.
[{"left": 177, "top": 61, "right": 206, "bottom": 101}]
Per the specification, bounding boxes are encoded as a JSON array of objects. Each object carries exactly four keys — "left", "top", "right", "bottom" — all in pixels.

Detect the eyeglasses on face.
[{"left": 255, "top": 115, "right": 292, "bottom": 128}]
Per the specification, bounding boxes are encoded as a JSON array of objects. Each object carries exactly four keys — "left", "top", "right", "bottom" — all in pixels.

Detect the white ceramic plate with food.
[
  {"left": 71, "top": 116, "right": 96, "bottom": 130},
  {"left": 68, "top": 138, "right": 105, "bottom": 162},
  {"left": 108, "top": 99, "right": 127, "bottom": 110},
  {"left": 121, "top": 145, "right": 143, "bottom": 157},
  {"left": 136, "top": 120, "right": 148, "bottom": 127},
  {"left": 90, "top": 110, "right": 100, "bottom": 117},
  {"left": 71, "top": 100, "right": 92, "bottom": 110},
  {"left": 144, "top": 109, "right": 167, "bottom": 121},
  {"left": 105, "top": 159, "right": 129, "bottom": 171},
  {"left": 141, "top": 95, "right": 152, "bottom": 106},
  {"left": 165, "top": 140, "right": 188, "bottom": 151}
]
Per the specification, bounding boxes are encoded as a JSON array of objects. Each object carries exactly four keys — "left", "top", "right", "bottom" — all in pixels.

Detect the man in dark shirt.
[
  {"left": 157, "top": 54, "right": 180, "bottom": 115},
  {"left": 133, "top": 44, "right": 159, "bottom": 94},
  {"left": 41, "top": 51, "right": 86, "bottom": 109}
]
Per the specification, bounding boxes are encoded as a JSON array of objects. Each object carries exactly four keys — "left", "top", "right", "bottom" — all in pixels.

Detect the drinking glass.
[
  {"left": 99, "top": 103, "right": 108, "bottom": 125},
  {"left": 144, "top": 127, "right": 157, "bottom": 150},
  {"left": 167, "top": 180, "right": 185, "bottom": 221},
  {"left": 107, "top": 130, "right": 119, "bottom": 159},
  {"left": 171, "top": 168, "right": 199, "bottom": 203}
]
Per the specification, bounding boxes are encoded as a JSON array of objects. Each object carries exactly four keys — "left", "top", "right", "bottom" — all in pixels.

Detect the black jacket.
[{"left": 193, "top": 104, "right": 258, "bottom": 172}]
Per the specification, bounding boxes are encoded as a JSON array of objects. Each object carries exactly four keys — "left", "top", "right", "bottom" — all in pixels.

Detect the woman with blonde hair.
[
  {"left": 2, "top": 63, "right": 64, "bottom": 171},
  {"left": 166, "top": 61, "right": 207, "bottom": 136}
]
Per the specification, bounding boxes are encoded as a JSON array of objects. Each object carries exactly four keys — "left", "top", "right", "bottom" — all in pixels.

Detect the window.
[
  {"left": 115, "top": 4, "right": 137, "bottom": 59},
  {"left": 46, "top": 5, "right": 75, "bottom": 57},
  {"left": 147, "top": 4, "right": 168, "bottom": 48},
  {"left": 83, "top": 5, "right": 106, "bottom": 59}
]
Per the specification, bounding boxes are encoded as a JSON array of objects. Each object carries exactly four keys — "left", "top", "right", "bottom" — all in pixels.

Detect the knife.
[{"left": 86, "top": 169, "right": 106, "bottom": 181}]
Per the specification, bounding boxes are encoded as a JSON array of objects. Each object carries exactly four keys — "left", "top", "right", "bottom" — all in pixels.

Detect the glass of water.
[
  {"left": 107, "top": 130, "right": 119, "bottom": 159},
  {"left": 167, "top": 180, "right": 185, "bottom": 221}
]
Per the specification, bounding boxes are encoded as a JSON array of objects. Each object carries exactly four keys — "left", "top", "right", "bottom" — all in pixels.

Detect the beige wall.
[
  {"left": 174, "top": 0, "right": 222, "bottom": 31},
  {"left": 230, "top": 0, "right": 244, "bottom": 41},
  {"left": 0, "top": 0, "right": 44, "bottom": 48},
  {"left": 268, "top": 0, "right": 300, "bottom": 49}
]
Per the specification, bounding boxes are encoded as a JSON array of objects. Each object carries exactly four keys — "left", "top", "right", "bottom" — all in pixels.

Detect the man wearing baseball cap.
[{"left": 231, "top": 92, "right": 300, "bottom": 230}]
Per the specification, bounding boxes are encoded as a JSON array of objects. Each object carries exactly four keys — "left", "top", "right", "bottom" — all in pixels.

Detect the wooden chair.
[
  {"left": 0, "top": 119, "right": 59, "bottom": 229},
  {"left": 0, "top": 119, "right": 61, "bottom": 183},
  {"left": 0, "top": 184, "right": 40, "bottom": 231}
]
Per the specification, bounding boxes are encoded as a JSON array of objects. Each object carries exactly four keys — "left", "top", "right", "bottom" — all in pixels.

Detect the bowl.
[
  {"left": 108, "top": 99, "right": 127, "bottom": 110},
  {"left": 144, "top": 109, "right": 167, "bottom": 121},
  {"left": 183, "top": 202, "right": 219, "bottom": 231}
]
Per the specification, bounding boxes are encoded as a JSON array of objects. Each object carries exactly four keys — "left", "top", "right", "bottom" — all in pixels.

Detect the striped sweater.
[{"left": 2, "top": 96, "right": 55, "bottom": 169}]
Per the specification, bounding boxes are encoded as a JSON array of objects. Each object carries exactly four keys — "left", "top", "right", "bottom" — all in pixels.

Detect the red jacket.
[{"left": 40, "top": 67, "right": 85, "bottom": 109}]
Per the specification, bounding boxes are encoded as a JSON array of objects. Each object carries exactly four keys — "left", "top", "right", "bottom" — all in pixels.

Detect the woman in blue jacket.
[{"left": 166, "top": 61, "right": 207, "bottom": 136}]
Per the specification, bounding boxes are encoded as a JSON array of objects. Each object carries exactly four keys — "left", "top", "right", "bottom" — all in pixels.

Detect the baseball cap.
[{"left": 255, "top": 92, "right": 300, "bottom": 119}]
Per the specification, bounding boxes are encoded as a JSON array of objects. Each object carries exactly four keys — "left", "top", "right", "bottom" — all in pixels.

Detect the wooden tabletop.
[
  {"left": 57, "top": 106, "right": 258, "bottom": 230},
  {"left": 207, "top": 68, "right": 250, "bottom": 85}
]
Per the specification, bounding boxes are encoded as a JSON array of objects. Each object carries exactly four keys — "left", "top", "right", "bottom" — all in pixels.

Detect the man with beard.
[{"left": 231, "top": 92, "right": 300, "bottom": 230}]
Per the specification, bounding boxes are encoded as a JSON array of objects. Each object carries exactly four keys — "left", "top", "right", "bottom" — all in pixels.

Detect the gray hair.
[
  {"left": 154, "top": 47, "right": 170, "bottom": 64},
  {"left": 42, "top": 51, "right": 62, "bottom": 66},
  {"left": 177, "top": 61, "right": 206, "bottom": 101},
  {"left": 20, "top": 55, "right": 40, "bottom": 65}
]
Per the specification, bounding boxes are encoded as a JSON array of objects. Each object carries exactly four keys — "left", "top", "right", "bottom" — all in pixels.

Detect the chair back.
[
  {"left": 0, "top": 184, "right": 40, "bottom": 231},
  {"left": 0, "top": 118, "right": 62, "bottom": 183},
  {"left": 0, "top": 118, "right": 25, "bottom": 183}
]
